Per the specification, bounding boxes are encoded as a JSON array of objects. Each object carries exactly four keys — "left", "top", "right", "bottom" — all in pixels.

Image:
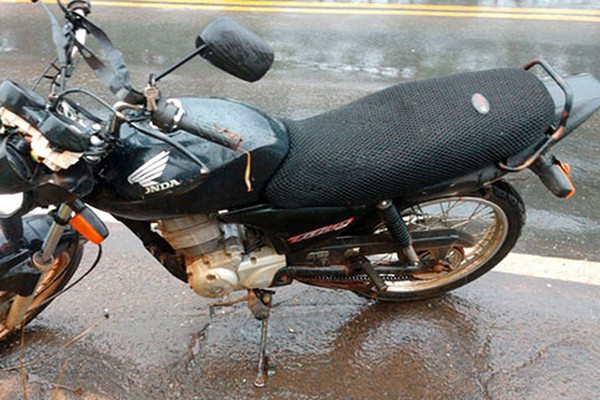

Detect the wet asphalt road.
[
  {"left": 1, "top": 1, "right": 600, "bottom": 399},
  {"left": 1, "top": 228, "right": 600, "bottom": 399}
]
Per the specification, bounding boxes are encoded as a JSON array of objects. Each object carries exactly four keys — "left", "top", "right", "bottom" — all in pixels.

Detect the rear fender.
[{"left": 545, "top": 74, "right": 600, "bottom": 138}]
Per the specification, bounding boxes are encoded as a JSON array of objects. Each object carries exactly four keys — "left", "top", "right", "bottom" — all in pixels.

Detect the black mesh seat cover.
[{"left": 265, "top": 68, "right": 555, "bottom": 208}]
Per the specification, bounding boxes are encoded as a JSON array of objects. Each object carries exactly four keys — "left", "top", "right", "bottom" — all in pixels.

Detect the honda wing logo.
[{"left": 127, "top": 150, "right": 181, "bottom": 194}]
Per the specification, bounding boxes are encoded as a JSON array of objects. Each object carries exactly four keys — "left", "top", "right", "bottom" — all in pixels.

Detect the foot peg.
[
  {"left": 248, "top": 289, "right": 275, "bottom": 387},
  {"left": 357, "top": 259, "right": 388, "bottom": 293}
]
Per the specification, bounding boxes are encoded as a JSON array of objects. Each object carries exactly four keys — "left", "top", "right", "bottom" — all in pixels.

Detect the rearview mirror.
[
  {"left": 196, "top": 17, "right": 274, "bottom": 82},
  {"left": 0, "top": 193, "right": 24, "bottom": 218}
]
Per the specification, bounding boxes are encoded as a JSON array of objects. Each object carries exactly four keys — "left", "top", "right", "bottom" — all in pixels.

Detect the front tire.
[
  {"left": 354, "top": 181, "right": 525, "bottom": 302},
  {"left": 0, "top": 216, "right": 83, "bottom": 341}
]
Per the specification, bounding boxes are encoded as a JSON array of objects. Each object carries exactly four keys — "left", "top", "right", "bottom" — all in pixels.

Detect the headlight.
[{"left": 0, "top": 192, "right": 23, "bottom": 217}]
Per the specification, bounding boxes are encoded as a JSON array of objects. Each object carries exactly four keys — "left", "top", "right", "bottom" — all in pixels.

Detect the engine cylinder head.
[{"left": 158, "top": 214, "right": 221, "bottom": 255}]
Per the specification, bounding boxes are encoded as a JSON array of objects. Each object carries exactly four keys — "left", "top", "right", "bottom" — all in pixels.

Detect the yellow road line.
[
  {"left": 73, "top": 0, "right": 600, "bottom": 16},
  {"left": 80, "top": 2, "right": 600, "bottom": 22},
  {"left": 2, "top": 0, "right": 600, "bottom": 22}
]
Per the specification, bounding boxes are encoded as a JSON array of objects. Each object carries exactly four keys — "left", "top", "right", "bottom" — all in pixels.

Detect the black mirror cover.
[{"left": 197, "top": 17, "right": 274, "bottom": 82}]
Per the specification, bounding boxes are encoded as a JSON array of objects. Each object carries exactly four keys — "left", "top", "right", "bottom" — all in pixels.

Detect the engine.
[{"left": 157, "top": 215, "right": 286, "bottom": 298}]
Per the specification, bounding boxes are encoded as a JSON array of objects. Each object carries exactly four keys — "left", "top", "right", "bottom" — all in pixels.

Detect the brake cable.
[
  {"left": 53, "top": 88, "right": 116, "bottom": 116},
  {"left": 130, "top": 122, "right": 210, "bottom": 175}
]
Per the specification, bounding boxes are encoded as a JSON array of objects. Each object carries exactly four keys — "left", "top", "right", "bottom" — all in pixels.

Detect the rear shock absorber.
[{"left": 377, "top": 200, "right": 421, "bottom": 267}]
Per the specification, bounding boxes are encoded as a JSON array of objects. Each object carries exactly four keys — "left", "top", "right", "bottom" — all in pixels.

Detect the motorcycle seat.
[{"left": 264, "top": 68, "right": 555, "bottom": 208}]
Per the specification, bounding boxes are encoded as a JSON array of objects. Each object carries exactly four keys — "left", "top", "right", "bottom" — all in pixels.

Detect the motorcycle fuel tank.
[{"left": 86, "top": 97, "right": 288, "bottom": 220}]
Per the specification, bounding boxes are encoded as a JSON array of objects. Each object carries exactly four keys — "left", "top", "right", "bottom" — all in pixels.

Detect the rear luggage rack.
[{"left": 499, "top": 59, "right": 574, "bottom": 172}]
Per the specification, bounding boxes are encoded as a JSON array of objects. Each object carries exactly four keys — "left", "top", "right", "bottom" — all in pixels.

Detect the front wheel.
[
  {"left": 0, "top": 216, "right": 83, "bottom": 341},
  {"left": 353, "top": 181, "right": 525, "bottom": 302}
]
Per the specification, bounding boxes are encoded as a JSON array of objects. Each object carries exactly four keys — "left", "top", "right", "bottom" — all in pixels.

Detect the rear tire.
[{"left": 353, "top": 181, "right": 525, "bottom": 302}]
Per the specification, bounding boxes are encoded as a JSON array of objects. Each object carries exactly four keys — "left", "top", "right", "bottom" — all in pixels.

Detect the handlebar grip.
[
  {"left": 152, "top": 101, "right": 243, "bottom": 150},
  {"left": 67, "top": 0, "right": 91, "bottom": 15},
  {"left": 178, "top": 115, "right": 243, "bottom": 150}
]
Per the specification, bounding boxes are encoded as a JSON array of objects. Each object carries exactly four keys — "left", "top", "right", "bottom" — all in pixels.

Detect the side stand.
[{"left": 247, "top": 289, "right": 274, "bottom": 387}]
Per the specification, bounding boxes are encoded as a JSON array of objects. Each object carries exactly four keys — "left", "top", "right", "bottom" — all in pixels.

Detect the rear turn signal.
[
  {"left": 556, "top": 161, "right": 576, "bottom": 199},
  {"left": 530, "top": 155, "right": 576, "bottom": 199}
]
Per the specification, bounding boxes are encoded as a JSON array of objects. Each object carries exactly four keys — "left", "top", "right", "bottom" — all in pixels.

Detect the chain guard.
[{"left": 293, "top": 246, "right": 466, "bottom": 291}]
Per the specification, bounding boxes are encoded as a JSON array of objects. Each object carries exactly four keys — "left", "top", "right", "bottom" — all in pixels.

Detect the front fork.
[
  {"left": 5, "top": 204, "right": 73, "bottom": 331},
  {"left": 4, "top": 200, "right": 109, "bottom": 331}
]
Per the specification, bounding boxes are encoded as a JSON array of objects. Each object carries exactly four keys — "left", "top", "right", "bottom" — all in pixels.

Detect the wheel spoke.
[{"left": 364, "top": 195, "right": 509, "bottom": 294}]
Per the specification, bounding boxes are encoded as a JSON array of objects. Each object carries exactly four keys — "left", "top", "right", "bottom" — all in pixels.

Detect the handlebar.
[
  {"left": 152, "top": 100, "right": 244, "bottom": 150},
  {"left": 150, "top": 100, "right": 254, "bottom": 192}
]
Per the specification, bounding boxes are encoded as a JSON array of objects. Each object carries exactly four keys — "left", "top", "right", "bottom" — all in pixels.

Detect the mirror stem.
[{"left": 153, "top": 45, "right": 207, "bottom": 83}]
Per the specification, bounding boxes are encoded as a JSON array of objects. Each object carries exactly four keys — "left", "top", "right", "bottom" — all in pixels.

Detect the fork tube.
[{"left": 38, "top": 204, "right": 72, "bottom": 267}]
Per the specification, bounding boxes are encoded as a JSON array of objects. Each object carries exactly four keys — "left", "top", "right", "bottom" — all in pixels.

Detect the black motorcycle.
[{"left": 1, "top": 0, "right": 599, "bottom": 387}]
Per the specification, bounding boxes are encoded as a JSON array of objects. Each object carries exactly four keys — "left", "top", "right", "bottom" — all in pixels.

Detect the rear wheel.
[
  {"left": 352, "top": 181, "right": 525, "bottom": 301},
  {"left": 0, "top": 232, "right": 82, "bottom": 342}
]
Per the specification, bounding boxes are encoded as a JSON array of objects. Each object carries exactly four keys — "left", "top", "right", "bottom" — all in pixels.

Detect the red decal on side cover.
[{"left": 286, "top": 217, "right": 355, "bottom": 244}]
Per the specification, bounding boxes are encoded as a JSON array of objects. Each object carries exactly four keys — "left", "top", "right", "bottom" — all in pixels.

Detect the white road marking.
[{"left": 494, "top": 253, "right": 600, "bottom": 286}]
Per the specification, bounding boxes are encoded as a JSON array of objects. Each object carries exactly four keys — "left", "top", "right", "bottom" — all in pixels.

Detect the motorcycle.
[{"left": 1, "top": 0, "right": 599, "bottom": 387}]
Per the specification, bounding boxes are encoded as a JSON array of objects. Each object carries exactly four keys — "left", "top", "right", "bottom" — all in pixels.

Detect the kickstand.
[{"left": 247, "top": 289, "right": 274, "bottom": 387}]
